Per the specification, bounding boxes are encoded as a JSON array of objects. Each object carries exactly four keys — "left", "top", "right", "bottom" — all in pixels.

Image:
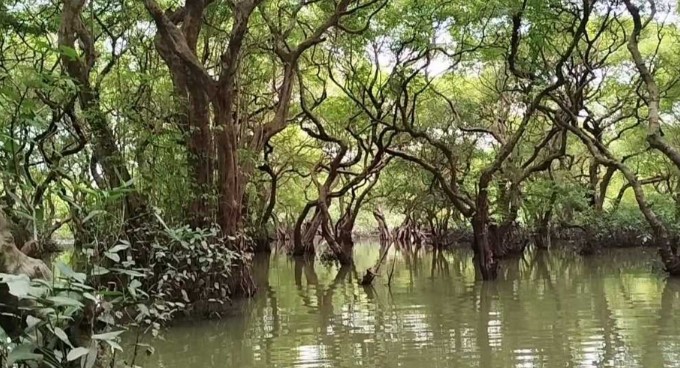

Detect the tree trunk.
[
  {"left": 622, "top": 0, "right": 680, "bottom": 274},
  {"left": 360, "top": 240, "right": 392, "bottom": 286},
  {"left": 395, "top": 215, "right": 413, "bottom": 248},
  {"left": 587, "top": 159, "right": 600, "bottom": 208},
  {"left": 315, "top": 197, "right": 352, "bottom": 265},
  {"left": 251, "top": 227, "right": 272, "bottom": 253},
  {"left": 154, "top": 26, "right": 214, "bottom": 229},
  {"left": 292, "top": 204, "right": 320, "bottom": 257},
  {"left": 534, "top": 222, "right": 552, "bottom": 250},
  {"left": 471, "top": 213, "right": 498, "bottom": 281},
  {"left": 0, "top": 210, "right": 52, "bottom": 338},
  {"left": 534, "top": 204, "right": 553, "bottom": 250},
  {"left": 250, "top": 163, "right": 278, "bottom": 253},
  {"left": 319, "top": 218, "right": 352, "bottom": 266},
  {"left": 472, "top": 174, "right": 498, "bottom": 280},
  {"left": 596, "top": 166, "right": 617, "bottom": 212},
  {"left": 373, "top": 208, "right": 391, "bottom": 248},
  {"left": 334, "top": 219, "right": 354, "bottom": 265},
  {"left": 614, "top": 165, "right": 678, "bottom": 271},
  {"left": 59, "top": 0, "right": 154, "bottom": 253}
]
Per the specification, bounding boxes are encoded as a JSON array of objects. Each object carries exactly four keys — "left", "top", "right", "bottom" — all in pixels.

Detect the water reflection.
[{"left": 132, "top": 246, "right": 680, "bottom": 368}]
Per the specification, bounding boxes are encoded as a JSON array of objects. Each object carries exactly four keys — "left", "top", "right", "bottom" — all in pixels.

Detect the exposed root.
[
  {"left": 489, "top": 222, "right": 529, "bottom": 259},
  {"left": 0, "top": 210, "right": 52, "bottom": 337},
  {"left": 360, "top": 237, "right": 392, "bottom": 286},
  {"left": 360, "top": 269, "right": 376, "bottom": 286},
  {"left": 660, "top": 248, "right": 680, "bottom": 276},
  {"left": 0, "top": 211, "right": 52, "bottom": 280}
]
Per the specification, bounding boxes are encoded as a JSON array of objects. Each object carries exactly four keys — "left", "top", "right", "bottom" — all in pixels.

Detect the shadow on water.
[{"left": 130, "top": 244, "right": 680, "bottom": 368}]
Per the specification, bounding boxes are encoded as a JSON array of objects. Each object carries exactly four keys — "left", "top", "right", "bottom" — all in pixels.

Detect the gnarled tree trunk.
[
  {"left": 60, "top": 0, "right": 155, "bottom": 260},
  {"left": 0, "top": 210, "right": 52, "bottom": 339},
  {"left": 613, "top": 0, "right": 680, "bottom": 272},
  {"left": 373, "top": 208, "right": 391, "bottom": 249},
  {"left": 291, "top": 204, "right": 320, "bottom": 257},
  {"left": 334, "top": 214, "right": 355, "bottom": 262},
  {"left": 471, "top": 207, "right": 498, "bottom": 280}
]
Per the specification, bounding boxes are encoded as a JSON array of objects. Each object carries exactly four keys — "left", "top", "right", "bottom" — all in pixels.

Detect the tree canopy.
[{"left": 5, "top": 0, "right": 680, "bottom": 365}]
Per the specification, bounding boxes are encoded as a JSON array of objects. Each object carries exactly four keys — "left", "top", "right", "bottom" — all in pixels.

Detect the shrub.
[{"left": 0, "top": 261, "right": 134, "bottom": 368}]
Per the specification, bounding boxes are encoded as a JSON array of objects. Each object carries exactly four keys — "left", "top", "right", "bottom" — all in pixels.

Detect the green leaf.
[
  {"left": 104, "top": 339, "right": 123, "bottom": 352},
  {"left": 58, "top": 45, "right": 79, "bottom": 60},
  {"left": 25, "top": 315, "right": 41, "bottom": 330},
  {"left": 137, "top": 303, "right": 149, "bottom": 317},
  {"left": 109, "top": 268, "right": 144, "bottom": 277},
  {"left": 108, "top": 243, "right": 130, "bottom": 253},
  {"left": 8, "top": 343, "right": 42, "bottom": 364},
  {"left": 53, "top": 327, "right": 73, "bottom": 348},
  {"left": 57, "top": 261, "right": 86, "bottom": 283},
  {"left": 33, "top": 39, "right": 51, "bottom": 51},
  {"left": 129, "top": 279, "right": 142, "bottom": 289},
  {"left": 82, "top": 210, "right": 105, "bottom": 224},
  {"left": 47, "top": 296, "right": 83, "bottom": 307},
  {"left": 98, "top": 313, "right": 115, "bottom": 325},
  {"left": 91, "top": 265, "right": 110, "bottom": 276},
  {"left": 66, "top": 347, "right": 90, "bottom": 361},
  {"left": 92, "top": 330, "right": 125, "bottom": 341},
  {"left": 83, "top": 292, "right": 97, "bottom": 302},
  {"left": 104, "top": 252, "right": 120, "bottom": 263},
  {"left": 1, "top": 274, "right": 32, "bottom": 298},
  {"left": 181, "top": 289, "right": 190, "bottom": 303},
  {"left": 84, "top": 342, "right": 98, "bottom": 368}
]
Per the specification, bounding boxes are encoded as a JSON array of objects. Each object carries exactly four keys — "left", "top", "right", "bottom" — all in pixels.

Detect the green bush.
[{"left": 0, "top": 261, "right": 132, "bottom": 368}]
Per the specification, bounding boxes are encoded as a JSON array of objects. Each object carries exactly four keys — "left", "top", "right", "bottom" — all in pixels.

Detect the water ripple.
[{"left": 133, "top": 247, "right": 680, "bottom": 368}]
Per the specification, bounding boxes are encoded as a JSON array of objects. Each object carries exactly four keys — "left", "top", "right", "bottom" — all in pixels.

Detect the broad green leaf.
[
  {"left": 82, "top": 210, "right": 105, "bottom": 224},
  {"left": 8, "top": 343, "right": 42, "bottom": 364},
  {"left": 104, "top": 252, "right": 120, "bottom": 263},
  {"left": 57, "top": 261, "right": 86, "bottom": 283},
  {"left": 25, "top": 315, "right": 41, "bottom": 330},
  {"left": 2, "top": 274, "right": 32, "bottom": 298},
  {"left": 53, "top": 327, "right": 73, "bottom": 348},
  {"left": 109, "top": 268, "right": 144, "bottom": 277},
  {"left": 47, "top": 296, "right": 83, "bottom": 307},
  {"left": 137, "top": 303, "right": 149, "bottom": 316},
  {"left": 58, "top": 45, "right": 79, "bottom": 60},
  {"left": 108, "top": 243, "right": 130, "bottom": 253},
  {"left": 84, "top": 342, "right": 98, "bottom": 368},
  {"left": 66, "top": 347, "right": 90, "bottom": 361},
  {"left": 91, "top": 265, "right": 110, "bottom": 276},
  {"left": 104, "top": 339, "right": 123, "bottom": 352},
  {"left": 92, "top": 330, "right": 125, "bottom": 341}
]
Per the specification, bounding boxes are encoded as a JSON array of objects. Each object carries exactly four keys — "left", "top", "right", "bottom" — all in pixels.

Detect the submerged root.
[
  {"left": 360, "top": 239, "right": 393, "bottom": 286},
  {"left": 489, "top": 223, "right": 529, "bottom": 259},
  {"left": 251, "top": 237, "right": 272, "bottom": 253},
  {"left": 360, "top": 269, "right": 376, "bottom": 286},
  {"left": 660, "top": 248, "right": 680, "bottom": 276}
]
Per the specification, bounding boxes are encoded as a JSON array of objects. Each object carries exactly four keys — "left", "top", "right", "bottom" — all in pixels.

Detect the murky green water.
[{"left": 130, "top": 245, "right": 680, "bottom": 368}]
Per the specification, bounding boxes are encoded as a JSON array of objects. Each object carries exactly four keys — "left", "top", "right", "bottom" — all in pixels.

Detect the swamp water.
[{"left": 130, "top": 245, "right": 680, "bottom": 367}]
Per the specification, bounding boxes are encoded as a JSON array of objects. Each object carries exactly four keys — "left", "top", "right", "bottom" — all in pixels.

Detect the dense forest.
[{"left": 1, "top": 0, "right": 680, "bottom": 366}]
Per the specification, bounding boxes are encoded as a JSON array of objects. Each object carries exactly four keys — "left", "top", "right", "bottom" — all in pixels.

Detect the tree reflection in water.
[{"left": 133, "top": 245, "right": 679, "bottom": 368}]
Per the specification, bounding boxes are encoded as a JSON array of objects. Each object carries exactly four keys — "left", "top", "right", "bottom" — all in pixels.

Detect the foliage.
[
  {"left": 4, "top": 0, "right": 680, "bottom": 362},
  {"left": 146, "top": 217, "right": 246, "bottom": 311},
  {"left": 0, "top": 262, "right": 129, "bottom": 368}
]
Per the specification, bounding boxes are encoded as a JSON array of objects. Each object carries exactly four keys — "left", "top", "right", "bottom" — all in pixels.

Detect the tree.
[{"left": 144, "top": 0, "right": 387, "bottom": 237}]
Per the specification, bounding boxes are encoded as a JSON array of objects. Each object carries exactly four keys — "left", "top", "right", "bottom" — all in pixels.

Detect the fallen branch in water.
[
  {"left": 387, "top": 252, "right": 396, "bottom": 287},
  {"left": 360, "top": 240, "right": 392, "bottom": 285}
]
